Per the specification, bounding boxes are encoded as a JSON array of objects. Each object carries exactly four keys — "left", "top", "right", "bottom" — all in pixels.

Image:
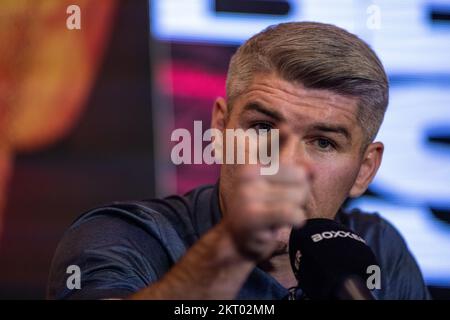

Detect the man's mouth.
[{"left": 273, "top": 240, "right": 288, "bottom": 256}]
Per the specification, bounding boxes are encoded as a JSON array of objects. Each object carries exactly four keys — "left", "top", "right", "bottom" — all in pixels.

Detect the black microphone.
[{"left": 288, "top": 218, "right": 379, "bottom": 300}]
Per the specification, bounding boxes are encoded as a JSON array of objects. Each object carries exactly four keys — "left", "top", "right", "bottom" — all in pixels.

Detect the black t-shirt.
[{"left": 47, "top": 182, "right": 431, "bottom": 300}]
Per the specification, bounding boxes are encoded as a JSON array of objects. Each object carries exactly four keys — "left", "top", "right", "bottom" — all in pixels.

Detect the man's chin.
[
  {"left": 272, "top": 240, "right": 288, "bottom": 256},
  {"left": 257, "top": 241, "right": 289, "bottom": 272}
]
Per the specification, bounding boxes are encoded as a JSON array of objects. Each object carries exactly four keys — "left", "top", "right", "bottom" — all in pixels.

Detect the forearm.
[{"left": 129, "top": 222, "right": 255, "bottom": 300}]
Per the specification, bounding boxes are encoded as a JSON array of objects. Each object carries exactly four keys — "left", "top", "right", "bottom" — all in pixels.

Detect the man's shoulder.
[
  {"left": 339, "top": 208, "right": 408, "bottom": 282},
  {"left": 339, "top": 207, "right": 402, "bottom": 244},
  {"left": 47, "top": 183, "right": 221, "bottom": 299},
  {"left": 339, "top": 207, "right": 411, "bottom": 259},
  {"left": 340, "top": 207, "right": 431, "bottom": 299},
  {"left": 70, "top": 183, "right": 220, "bottom": 246}
]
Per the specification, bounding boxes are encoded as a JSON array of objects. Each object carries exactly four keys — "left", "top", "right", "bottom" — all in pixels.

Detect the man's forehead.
[{"left": 235, "top": 74, "right": 360, "bottom": 126}]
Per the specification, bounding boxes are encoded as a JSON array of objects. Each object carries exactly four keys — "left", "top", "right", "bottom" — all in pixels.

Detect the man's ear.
[
  {"left": 211, "top": 97, "right": 228, "bottom": 131},
  {"left": 349, "top": 142, "right": 384, "bottom": 198}
]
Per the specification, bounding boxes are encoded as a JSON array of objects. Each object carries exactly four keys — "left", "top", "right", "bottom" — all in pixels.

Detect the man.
[{"left": 47, "top": 22, "right": 430, "bottom": 300}]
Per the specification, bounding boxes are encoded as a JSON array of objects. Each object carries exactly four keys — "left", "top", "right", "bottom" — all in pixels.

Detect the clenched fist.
[{"left": 221, "top": 164, "right": 311, "bottom": 262}]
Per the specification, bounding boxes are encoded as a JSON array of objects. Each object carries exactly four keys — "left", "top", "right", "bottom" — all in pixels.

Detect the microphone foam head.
[{"left": 288, "top": 218, "right": 379, "bottom": 299}]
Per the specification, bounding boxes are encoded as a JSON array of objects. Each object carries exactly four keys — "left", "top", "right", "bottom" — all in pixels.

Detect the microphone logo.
[{"left": 311, "top": 230, "right": 366, "bottom": 244}]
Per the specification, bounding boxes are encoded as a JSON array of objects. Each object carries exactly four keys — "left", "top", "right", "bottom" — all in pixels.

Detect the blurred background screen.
[
  {"left": 150, "top": 0, "right": 450, "bottom": 293},
  {"left": 0, "top": 0, "right": 154, "bottom": 298}
]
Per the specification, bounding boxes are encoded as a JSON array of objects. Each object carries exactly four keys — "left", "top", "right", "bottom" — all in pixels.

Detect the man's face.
[{"left": 213, "top": 73, "right": 383, "bottom": 220}]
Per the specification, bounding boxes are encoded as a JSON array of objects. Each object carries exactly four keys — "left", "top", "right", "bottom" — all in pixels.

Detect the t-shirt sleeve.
[
  {"left": 47, "top": 209, "right": 173, "bottom": 300},
  {"left": 379, "top": 219, "right": 432, "bottom": 300}
]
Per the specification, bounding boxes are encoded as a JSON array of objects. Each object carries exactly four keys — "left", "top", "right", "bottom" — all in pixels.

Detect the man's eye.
[
  {"left": 315, "top": 138, "right": 335, "bottom": 150},
  {"left": 250, "top": 122, "right": 273, "bottom": 132}
]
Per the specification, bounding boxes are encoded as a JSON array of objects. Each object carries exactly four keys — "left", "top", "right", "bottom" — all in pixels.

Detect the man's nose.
[
  {"left": 279, "top": 137, "right": 314, "bottom": 178},
  {"left": 279, "top": 136, "right": 302, "bottom": 164}
]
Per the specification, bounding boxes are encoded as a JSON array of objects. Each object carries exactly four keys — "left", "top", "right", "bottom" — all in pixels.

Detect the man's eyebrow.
[
  {"left": 241, "top": 102, "right": 285, "bottom": 122},
  {"left": 310, "top": 123, "right": 352, "bottom": 141}
]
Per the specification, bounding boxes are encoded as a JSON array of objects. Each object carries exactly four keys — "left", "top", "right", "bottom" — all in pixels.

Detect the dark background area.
[{"left": 0, "top": 0, "right": 154, "bottom": 299}]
